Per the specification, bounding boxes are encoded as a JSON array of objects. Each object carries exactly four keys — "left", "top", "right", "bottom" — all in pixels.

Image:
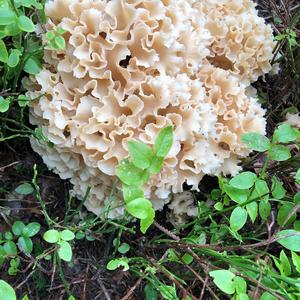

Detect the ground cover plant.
[{"left": 0, "top": 0, "right": 300, "bottom": 299}]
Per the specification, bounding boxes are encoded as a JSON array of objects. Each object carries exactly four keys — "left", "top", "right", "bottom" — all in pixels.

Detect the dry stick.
[
  {"left": 0, "top": 161, "right": 20, "bottom": 171},
  {"left": 49, "top": 279, "right": 85, "bottom": 291},
  {"left": 150, "top": 259, "right": 198, "bottom": 300},
  {"left": 154, "top": 222, "right": 217, "bottom": 299},
  {"left": 120, "top": 277, "right": 143, "bottom": 300},
  {"left": 185, "top": 250, "right": 286, "bottom": 300},
  {"left": 16, "top": 270, "right": 36, "bottom": 289},
  {"left": 199, "top": 276, "right": 209, "bottom": 300},
  {"left": 154, "top": 221, "right": 180, "bottom": 241},
  {"left": 176, "top": 254, "right": 220, "bottom": 300},
  {"left": 82, "top": 265, "right": 89, "bottom": 300},
  {"left": 154, "top": 221, "right": 291, "bottom": 300},
  {"left": 172, "top": 228, "right": 300, "bottom": 252},
  {"left": 91, "top": 266, "right": 111, "bottom": 300}
]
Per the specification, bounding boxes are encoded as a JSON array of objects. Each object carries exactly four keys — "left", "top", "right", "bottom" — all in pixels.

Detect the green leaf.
[
  {"left": 230, "top": 207, "right": 248, "bottom": 231},
  {"left": 224, "top": 184, "right": 249, "bottom": 204},
  {"left": 17, "top": 95, "right": 29, "bottom": 107},
  {"left": 58, "top": 241, "right": 72, "bottom": 262},
  {"left": 295, "top": 169, "right": 300, "bottom": 184},
  {"left": 276, "top": 230, "right": 300, "bottom": 252},
  {"left": 116, "top": 160, "right": 148, "bottom": 186},
  {"left": 122, "top": 184, "right": 144, "bottom": 203},
  {"left": 277, "top": 203, "right": 296, "bottom": 226},
  {"left": 259, "top": 199, "right": 271, "bottom": 221},
  {"left": 260, "top": 292, "right": 277, "bottom": 300},
  {"left": 291, "top": 251, "right": 300, "bottom": 273},
  {"left": 140, "top": 209, "right": 155, "bottom": 234},
  {"left": 17, "top": 236, "right": 33, "bottom": 254},
  {"left": 7, "top": 49, "right": 21, "bottom": 68},
  {"left": 279, "top": 250, "right": 291, "bottom": 276},
  {"left": 229, "top": 172, "right": 257, "bottom": 189},
  {"left": 4, "top": 241, "right": 17, "bottom": 255},
  {"left": 255, "top": 180, "right": 269, "bottom": 197},
  {"left": 22, "top": 222, "right": 40, "bottom": 237},
  {"left": 0, "top": 9, "right": 16, "bottom": 25},
  {"left": 15, "top": 183, "right": 34, "bottom": 195},
  {"left": 46, "top": 31, "right": 55, "bottom": 40},
  {"left": 241, "top": 133, "right": 271, "bottom": 152},
  {"left": 246, "top": 201, "right": 258, "bottom": 223},
  {"left": 107, "top": 258, "right": 129, "bottom": 271},
  {"left": 182, "top": 253, "right": 193, "bottom": 264},
  {"left": 0, "top": 280, "right": 16, "bottom": 300},
  {"left": 12, "top": 221, "right": 25, "bottom": 236},
  {"left": 269, "top": 145, "right": 291, "bottom": 162},
  {"left": 158, "top": 284, "right": 178, "bottom": 300},
  {"left": 233, "top": 276, "right": 247, "bottom": 294},
  {"left": 148, "top": 156, "right": 164, "bottom": 174},
  {"left": 294, "top": 220, "right": 300, "bottom": 231},
  {"left": 0, "top": 247, "right": 6, "bottom": 266},
  {"left": 5, "top": 231, "right": 13, "bottom": 240},
  {"left": 0, "top": 39, "right": 8, "bottom": 63},
  {"left": 24, "top": 56, "right": 41, "bottom": 75},
  {"left": 214, "top": 202, "right": 224, "bottom": 211},
  {"left": 127, "top": 140, "right": 154, "bottom": 169},
  {"left": 54, "top": 35, "right": 65, "bottom": 49},
  {"left": 43, "top": 229, "right": 60, "bottom": 243},
  {"left": 15, "top": 0, "right": 42, "bottom": 9},
  {"left": 154, "top": 126, "right": 173, "bottom": 158},
  {"left": 126, "top": 197, "right": 153, "bottom": 219},
  {"left": 144, "top": 283, "right": 158, "bottom": 300},
  {"left": 17, "top": 15, "right": 35, "bottom": 32},
  {"left": 271, "top": 177, "right": 286, "bottom": 199},
  {"left": 273, "top": 124, "right": 300, "bottom": 143},
  {"left": 0, "top": 96, "right": 9, "bottom": 112},
  {"left": 4, "top": 23, "right": 21, "bottom": 36},
  {"left": 209, "top": 270, "right": 236, "bottom": 295},
  {"left": 118, "top": 243, "right": 130, "bottom": 254},
  {"left": 56, "top": 27, "right": 67, "bottom": 35},
  {"left": 60, "top": 230, "right": 75, "bottom": 241},
  {"left": 236, "top": 294, "right": 250, "bottom": 300}
]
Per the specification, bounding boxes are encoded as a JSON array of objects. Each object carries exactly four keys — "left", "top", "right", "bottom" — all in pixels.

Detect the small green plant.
[
  {"left": 116, "top": 126, "right": 173, "bottom": 233},
  {"left": 210, "top": 124, "right": 300, "bottom": 240},
  {"left": 43, "top": 229, "right": 75, "bottom": 262},
  {"left": 45, "top": 27, "right": 67, "bottom": 50},
  {"left": 0, "top": 220, "right": 40, "bottom": 275}
]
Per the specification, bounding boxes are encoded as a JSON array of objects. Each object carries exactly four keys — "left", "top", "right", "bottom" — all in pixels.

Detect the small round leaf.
[
  {"left": 58, "top": 241, "right": 72, "bottom": 262},
  {"left": 18, "top": 236, "right": 33, "bottom": 254},
  {"left": 60, "top": 230, "right": 75, "bottom": 241},
  {"left": 17, "top": 15, "right": 35, "bottom": 32},
  {"left": 43, "top": 229, "right": 60, "bottom": 243},
  {"left": 0, "top": 280, "right": 16, "bottom": 300},
  {"left": 229, "top": 172, "right": 257, "bottom": 190}
]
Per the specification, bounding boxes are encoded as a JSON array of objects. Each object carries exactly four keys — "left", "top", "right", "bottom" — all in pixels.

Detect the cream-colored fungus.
[{"left": 27, "top": 0, "right": 275, "bottom": 219}]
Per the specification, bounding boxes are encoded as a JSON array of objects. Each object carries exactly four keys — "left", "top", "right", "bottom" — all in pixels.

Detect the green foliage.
[
  {"left": 241, "top": 133, "right": 271, "bottom": 152},
  {"left": 209, "top": 270, "right": 236, "bottom": 294},
  {"left": 15, "top": 182, "right": 34, "bottom": 195},
  {"left": 0, "top": 220, "right": 40, "bottom": 276},
  {"left": 107, "top": 257, "right": 130, "bottom": 271},
  {"left": 116, "top": 126, "right": 173, "bottom": 233},
  {"left": 0, "top": 280, "right": 16, "bottom": 300},
  {"left": 276, "top": 230, "right": 300, "bottom": 252},
  {"left": 230, "top": 207, "right": 247, "bottom": 231},
  {"left": 45, "top": 27, "right": 67, "bottom": 50},
  {"left": 43, "top": 229, "right": 75, "bottom": 262}
]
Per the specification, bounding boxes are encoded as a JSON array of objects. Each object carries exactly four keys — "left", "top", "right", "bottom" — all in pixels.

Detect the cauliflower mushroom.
[{"left": 27, "top": 0, "right": 275, "bottom": 219}]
